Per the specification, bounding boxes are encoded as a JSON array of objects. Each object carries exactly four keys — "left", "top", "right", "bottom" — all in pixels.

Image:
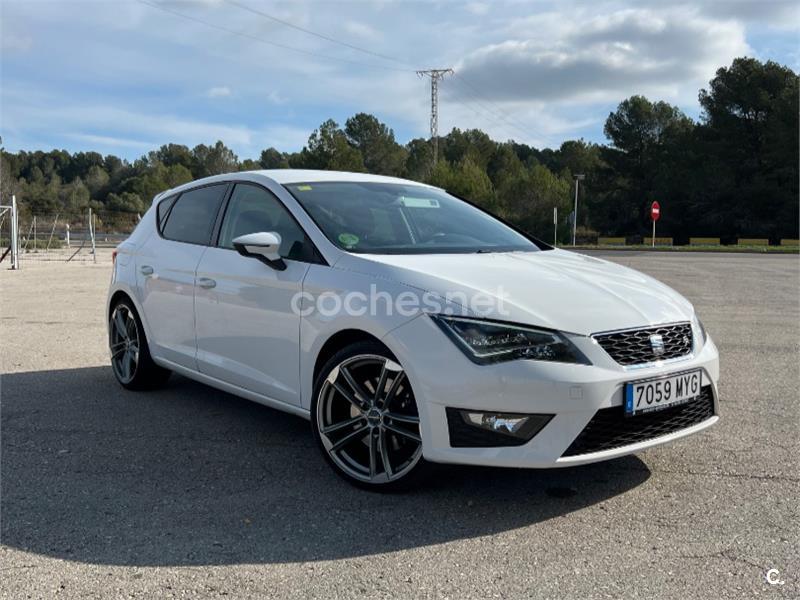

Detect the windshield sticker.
[
  {"left": 399, "top": 196, "right": 440, "bottom": 208},
  {"left": 338, "top": 232, "right": 360, "bottom": 247},
  {"left": 296, "top": 185, "right": 313, "bottom": 191}
]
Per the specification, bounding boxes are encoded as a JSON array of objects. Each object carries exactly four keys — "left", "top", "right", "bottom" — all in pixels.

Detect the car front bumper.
[{"left": 386, "top": 314, "right": 720, "bottom": 468}]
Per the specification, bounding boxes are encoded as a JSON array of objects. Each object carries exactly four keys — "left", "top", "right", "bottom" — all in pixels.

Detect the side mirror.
[{"left": 232, "top": 231, "right": 286, "bottom": 271}]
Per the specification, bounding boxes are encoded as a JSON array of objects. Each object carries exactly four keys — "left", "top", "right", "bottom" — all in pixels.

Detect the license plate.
[{"left": 625, "top": 369, "right": 702, "bottom": 416}]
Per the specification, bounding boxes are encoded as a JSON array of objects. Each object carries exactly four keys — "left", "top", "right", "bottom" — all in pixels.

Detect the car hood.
[{"left": 335, "top": 249, "right": 694, "bottom": 336}]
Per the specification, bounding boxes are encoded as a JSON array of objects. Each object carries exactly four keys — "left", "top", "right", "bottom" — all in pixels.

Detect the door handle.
[
  {"left": 140, "top": 265, "right": 154, "bottom": 276},
  {"left": 197, "top": 277, "right": 217, "bottom": 289}
]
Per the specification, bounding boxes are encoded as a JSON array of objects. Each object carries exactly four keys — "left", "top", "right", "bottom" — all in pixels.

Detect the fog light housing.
[{"left": 446, "top": 408, "right": 554, "bottom": 447}]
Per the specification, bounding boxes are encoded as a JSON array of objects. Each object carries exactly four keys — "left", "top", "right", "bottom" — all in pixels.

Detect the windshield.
[{"left": 285, "top": 181, "right": 540, "bottom": 254}]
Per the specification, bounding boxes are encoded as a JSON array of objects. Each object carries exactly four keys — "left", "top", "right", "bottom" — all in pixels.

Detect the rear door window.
[{"left": 161, "top": 184, "right": 227, "bottom": 245}]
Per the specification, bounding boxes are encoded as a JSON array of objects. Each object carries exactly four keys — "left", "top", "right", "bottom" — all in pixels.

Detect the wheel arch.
[
  {"left": 106, "top": 284, "right": 154, "bottom": 348},
  {"left": 312, "top": 329, "right": 392, "bottom": 387},
  {"left": 108, "top": 289, "right": 132, "bottom": 318}
]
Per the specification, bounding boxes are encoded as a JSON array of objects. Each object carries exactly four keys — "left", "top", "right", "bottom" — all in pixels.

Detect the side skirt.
[{"left": 155, "top": 357, "right": 311, "bottom": 420}]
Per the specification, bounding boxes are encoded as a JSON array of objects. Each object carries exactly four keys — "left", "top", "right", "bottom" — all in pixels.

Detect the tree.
[
  {"left": 60, "top": 178, "right": 91, "bottom": 213},
  {"left": 121, "top": 161, "right": 192, "bottom": 208},
  {"left": 429, "top": 157, "right": 495, "bottom": 207},
  {"left": 106, "top": 192, "right": 145, "bottom": 213},
  {"left": 150, "top": 144, "right": 194, "bottom": 172},
  {"left": 259, "top": 147, "right": 289, "bottom": 169},
  {"left": 85, "top": 165, "right": 110, "bottom": 198},
  {"left": 697, "top": 58, "right": 799, "bottom": 238},
  {"left": 604, "top": 96, "right": 693, "bottom": 168},
  {"left": 553, "top": 140, "right": 604, "bottom": 178},
  {"left": 297, "top": 119, "right": 365, "bottom": 172},
  {"left": 601, "top": 96, "right": 694, "bottom": 235},
  {"left": 239, "top": 159, "right": 260, "bottom": 171},
  {"left": 405, "top": 138, "right": 433, "bottom": 181},
  {"left": 441, "top": 128, "right": 496, "bottom": 171},
  {"left": 3, "top": 81, "right": 797, "bottom": 243},
  {"left": 495, "top": 163, "right": 571, "bottom": 237},
  {"left": 191, "top": 141, "right": 239, "bottom": 177},
  {"left": 344, "top": 113, "right": 406, "bottom": 176},
  {"left": 487, "top": 143, "right": 525, "bottom": 188}
]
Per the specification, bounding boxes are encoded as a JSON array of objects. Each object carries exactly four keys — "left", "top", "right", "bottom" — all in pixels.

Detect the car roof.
[
  {"left": 152, "top": 169, "right": 437, "bottom": 204},
  {"left": 252, "top": 169, "right": 435, "bottom": 188}
]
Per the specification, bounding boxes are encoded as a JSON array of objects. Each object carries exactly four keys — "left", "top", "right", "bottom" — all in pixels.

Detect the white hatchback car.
[{"left": 108, "top": 170, "right": 719, "bottom": 489}]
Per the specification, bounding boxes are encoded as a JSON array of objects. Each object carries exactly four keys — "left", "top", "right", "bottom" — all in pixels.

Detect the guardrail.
[
  {"left": 598, "top": 237, "right": 626, "bottom": 245},
  {"left": 690, "top": 237, "right": 721, "bottom": 245}
]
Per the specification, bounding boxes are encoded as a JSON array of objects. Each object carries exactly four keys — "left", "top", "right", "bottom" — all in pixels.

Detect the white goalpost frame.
[{"left": 0, "top": 195, "right": 20, "bottom": 269}]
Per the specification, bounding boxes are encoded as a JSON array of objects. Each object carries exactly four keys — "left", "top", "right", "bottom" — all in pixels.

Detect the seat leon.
[{"left": 107, "top": 169, "right": 719, "bottom": 489}]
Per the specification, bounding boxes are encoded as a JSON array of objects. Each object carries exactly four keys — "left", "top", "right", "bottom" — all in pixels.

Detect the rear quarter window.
[{"left": 156, "top": 195, "right": 177, "bottom": 232}]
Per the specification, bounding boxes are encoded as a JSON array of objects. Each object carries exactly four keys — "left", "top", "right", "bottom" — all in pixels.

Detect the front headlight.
[
  {"left": 692, "top": 314, "right": 707, "bottom": 349},
  {"left": 431, "top": 315, "right": 590, "bottom": 365}
]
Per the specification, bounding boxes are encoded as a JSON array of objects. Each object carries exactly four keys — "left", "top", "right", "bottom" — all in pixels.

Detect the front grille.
[
  {"left": 562, "top": 386, "right": 714, "bottom": 457},
  {"left": 594, "top": 322, "right": 693, "bottom": 366}
]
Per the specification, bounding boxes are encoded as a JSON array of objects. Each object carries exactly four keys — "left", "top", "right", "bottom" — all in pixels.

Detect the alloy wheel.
[
  {"left": 317, "top": 354, "right": 422, "bottom": 484},
  {"left": 110, "top": 304, "right": 139, "bottom": 385}
]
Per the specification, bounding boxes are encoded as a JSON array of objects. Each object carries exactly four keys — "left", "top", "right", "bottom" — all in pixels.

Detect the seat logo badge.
[{"left": 650, "top": 334, "right": 665, "bottom": 356}]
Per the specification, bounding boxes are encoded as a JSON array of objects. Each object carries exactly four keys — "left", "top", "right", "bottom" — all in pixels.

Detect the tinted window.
[
  {"left": 156, "top": 195, "right": 177, "bottom": 232},
  {"left": 219, "top": 184, "right": 311, "bottom": 260},
  {"left": 161, "top": 184, "right": 227, "bottom": 245},
  {"left": 285, "top": 182, "right": 539, "bottom": 254}
]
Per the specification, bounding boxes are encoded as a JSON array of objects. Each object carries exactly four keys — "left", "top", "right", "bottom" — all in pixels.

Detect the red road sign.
[{"left": 651, "top": 201, "right": 661, "bottom": 221}]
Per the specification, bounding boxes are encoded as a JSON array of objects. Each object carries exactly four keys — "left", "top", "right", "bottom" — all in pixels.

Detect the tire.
[
  {"left": 311, "top": 340, "right": 430, "bottom": 491},
  {"left": 109, "top": 298, "right": 171, "bottom": 390}
]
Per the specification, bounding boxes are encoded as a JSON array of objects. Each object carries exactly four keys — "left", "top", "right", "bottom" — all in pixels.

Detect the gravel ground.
[{"left": 1, "top": 250, "right": 798, "bottom": 599}]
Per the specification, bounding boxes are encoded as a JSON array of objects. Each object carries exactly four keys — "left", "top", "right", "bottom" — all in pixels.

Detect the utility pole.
[
  {"left": 572, "top": 174, "right": 585, "bottom": 246},
  {"left": 416, "top": 68, "right": 453, "bottom": 166}
]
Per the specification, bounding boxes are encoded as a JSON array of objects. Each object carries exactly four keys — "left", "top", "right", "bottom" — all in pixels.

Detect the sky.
[{"left": 1, "top": 0, "right": 798, "bottom": 161}]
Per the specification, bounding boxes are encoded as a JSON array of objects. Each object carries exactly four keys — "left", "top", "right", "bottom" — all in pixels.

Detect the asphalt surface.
[{"left": 1, "top": 250, "right": 798, "bottom": 599}]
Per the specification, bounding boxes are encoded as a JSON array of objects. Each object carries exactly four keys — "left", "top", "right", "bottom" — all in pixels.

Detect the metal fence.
[{"left": 15, "top": 209, "right": 140, "bottom": 264}]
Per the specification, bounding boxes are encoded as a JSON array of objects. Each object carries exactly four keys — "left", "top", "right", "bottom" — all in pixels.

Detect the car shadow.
[{"left": 1, "top": 366, "right": 650, "bottom": 566}]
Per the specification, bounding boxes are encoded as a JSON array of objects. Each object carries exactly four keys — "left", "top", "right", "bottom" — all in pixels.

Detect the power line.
[
  {"left": 220, "top": 0, "right": 543, "bottom": 143},
  {"left": 135, "top": 0, "right": 412, "bottom": 73},
  {"left": 139, "top": 0, "right": 546, "bottom": 146},
  {"left": 446, "top": 78, "right": 533, "bottom": 143},
  {"left": 450, "top": 73, "right": 548, "bottom": 143},
  {"left": 223, "top": 0, "right": 409, "bottom": 67}
]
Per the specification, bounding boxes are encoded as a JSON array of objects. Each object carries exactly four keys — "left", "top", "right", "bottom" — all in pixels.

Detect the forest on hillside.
[{"left": 2, "top": 58, "right": 797, "bottom": 243}]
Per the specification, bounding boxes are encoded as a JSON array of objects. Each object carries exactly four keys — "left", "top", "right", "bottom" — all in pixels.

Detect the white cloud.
[
  {"left": 205, "top": 86, "right": 232, "bottom": 98},
  {"left": 0, "top": 0, "right": 795, "bottom": 157},
  {"left": 3, "top": 90, "right": 255, "bottom": 149},
  {"left": 453, "top": 8, "right": 750, "bottom": 104},
  {"left": 695, "top": 0, "right": 800, "bottom": 30},
  {"left": 68, "top": 133, "right": 154, "bottom": 150}
]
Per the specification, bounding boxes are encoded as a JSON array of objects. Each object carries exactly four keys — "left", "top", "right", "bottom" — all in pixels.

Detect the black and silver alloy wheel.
[
  {"left": 110, "top": 304, "right": 139, "bottom": 384},
  {"left": 108, "top": 298, "right": 171, "bottom": 390},
  {"left": 315, "top": 351, "right": 423, "bottom": 486}
]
